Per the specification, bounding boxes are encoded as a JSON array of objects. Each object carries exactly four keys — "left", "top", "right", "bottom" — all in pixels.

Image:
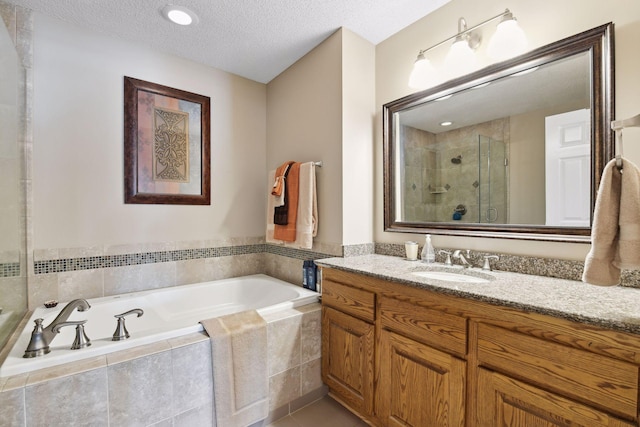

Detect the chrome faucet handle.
[
  {"left": 482, "top": 255, "right": 500, "bottom": 271},
  {"left": 438, "top": 250, "right": 453, "bottom": 266},
  {"left": 112, "top": 308, "right": 144, "bottom": 341},
  {"left": 51, "top": 320, "right": 91, "bottom": 350},
  {"left": 452, "top": 249, "right": 472, "bottom": 268},
  {"left": 23, "top": 318, "right": 50, "bottom": 358}
]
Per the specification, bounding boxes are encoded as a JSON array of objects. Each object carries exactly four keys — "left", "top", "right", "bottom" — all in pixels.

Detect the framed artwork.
[{"left": 124, "top": 76, "right": 211, "bottom": 205}]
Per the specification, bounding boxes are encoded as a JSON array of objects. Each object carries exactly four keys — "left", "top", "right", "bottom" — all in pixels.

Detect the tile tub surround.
[
  {"left": 374, "top": 242, "right": 640, "bottom": 287},
  {"left": 28, "top": 239, "right": 343, "bottom": 309},
  {"left": 316, "top": 254, "right": 640, "bottom": 335},
  {"left": 0, "top": 303, "right": 323, "bottom": 426}
]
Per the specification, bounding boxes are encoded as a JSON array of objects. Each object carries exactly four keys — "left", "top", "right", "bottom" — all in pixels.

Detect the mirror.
[{"left": 384, "top": 23, "right": 614, "bottom": 242}]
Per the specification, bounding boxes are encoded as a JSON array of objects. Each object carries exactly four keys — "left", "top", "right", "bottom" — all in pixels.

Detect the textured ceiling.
[{"left": 9, "top": 0, "right": 451, "bottom": 83}]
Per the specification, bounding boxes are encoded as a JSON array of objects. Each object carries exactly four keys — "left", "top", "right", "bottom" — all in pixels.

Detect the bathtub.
[{"left": 0, "top": 274, "right": 318, "bottom": 377}]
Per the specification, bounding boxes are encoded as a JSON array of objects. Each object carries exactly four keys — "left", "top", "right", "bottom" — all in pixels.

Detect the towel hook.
[
  {"left": 611, "top": 113, "right": 640, "bottom": 172},
  {"left": 615, "top": 129, "right": 624, "bottom": 172}
]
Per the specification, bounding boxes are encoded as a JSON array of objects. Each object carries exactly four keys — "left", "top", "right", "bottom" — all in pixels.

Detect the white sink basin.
[{"left": 411, "top": 270, "right": 490, "bottom": 283}]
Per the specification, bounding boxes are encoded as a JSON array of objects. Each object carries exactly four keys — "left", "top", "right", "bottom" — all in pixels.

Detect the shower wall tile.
[
  {"left": 27, "top": 355, "right": 107, "bottom": 386},
  {"left": 175, "top": 258, "right": 210, "bottom": 286},
  {"left": 173, "top": 403, "right": 215, "bottom": 426},
  {"left": 269, "top": 366, "right": 301, "bottom": 411},
  {"left": 58, "top": 268, "right": 104, "bottom": 302},
  {"left": 301, "top": 307, "right": 321, "bottom": 363},
  {"left": 0, "top": 276, "right": 27, "bottom": 313},
  {"left": 107, "top": 341, "right": 172, "bottom": 366},
  {"left": 28, "top": 272, "right": 57, "bottom": 309},
  {"left": 107, "top": 351, "right": 173, "bottom": 426},
  {"left": 171, "top": 339, "right": 213, "bottom": 414},
  {"left": 25, "top": 367, "right": 108, "bottom": 426},
  {"left": 300, "top": 358, "right": 322, "bottom": 395},
  {"left": 103, "top": 261, "right": 176, "bottom": 296},
  {"left": 0, "top": 386, "right": 24, "bottom": 427},
  {"left": 264, "top": 252, "right": 303, "bottom": 285}
]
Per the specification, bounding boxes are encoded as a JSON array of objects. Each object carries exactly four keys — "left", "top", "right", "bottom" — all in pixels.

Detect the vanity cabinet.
[
  {"left": 320, "top": 267, "right": 640, "bottom": 427},
  {"left": 321, "top": 277, "right": 376, "bottom": 417},
  {"left": 476, "top": 368, "right": 634, "bottom": 426},
  {"left": 377, "top": 295, "right": 466, "bottom": 426}
]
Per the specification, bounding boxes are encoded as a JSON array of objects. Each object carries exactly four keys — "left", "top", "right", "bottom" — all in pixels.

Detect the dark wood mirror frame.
[
  {"left": 383, "top": 23, "right": 614, "bottom": 242},
  {"left": 124, "top": 76, "right": 211, "bottom": 205}
]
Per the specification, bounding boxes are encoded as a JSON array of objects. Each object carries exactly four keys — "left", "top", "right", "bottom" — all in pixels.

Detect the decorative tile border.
[
  {"left": 38, "top": 241, "right": 637, "bottom": 287},
  {"left": 0, "top": 262, "right": 20, "bottom": 278},
  {"left": 33, "top": 244, "right": 336, "bottom": 275}
]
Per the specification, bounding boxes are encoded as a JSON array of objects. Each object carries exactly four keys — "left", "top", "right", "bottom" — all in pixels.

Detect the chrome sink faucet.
[
  {"left": 23, "top": 299, "right": 91, "bottom": 358},
  {"left": 452, "top": 249, "right": 472, "bottom": 268}
]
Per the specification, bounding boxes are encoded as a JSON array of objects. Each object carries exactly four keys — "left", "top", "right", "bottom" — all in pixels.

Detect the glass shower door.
[{"left": 478, "top": 135, "right": 507, "bottom": 223}]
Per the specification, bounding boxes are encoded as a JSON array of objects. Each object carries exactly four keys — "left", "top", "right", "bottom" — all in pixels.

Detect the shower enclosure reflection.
[
  {"left": 398, "top": 118, "right": 509, "bottom": 224},
  {"left": 479, "top": 135, "right": 507, "bottom": 224}
]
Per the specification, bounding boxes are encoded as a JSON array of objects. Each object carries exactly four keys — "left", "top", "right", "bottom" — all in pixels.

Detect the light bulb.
[
  {"left": 408, "top": 54, "right": 439, "bottom": 90},
  {"left": 444, "top": 38, "right": 477, "bottom": 78},
  {"left": 487, "top": 18, "right": 527, "bottom": 61}
]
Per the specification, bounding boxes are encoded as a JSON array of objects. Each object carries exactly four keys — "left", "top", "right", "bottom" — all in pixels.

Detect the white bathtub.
[{"left": 0, "top": 274, "right": 318, "bottom": 377}]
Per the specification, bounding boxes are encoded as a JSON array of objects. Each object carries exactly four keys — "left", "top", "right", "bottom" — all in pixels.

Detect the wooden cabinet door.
[
  {"left": 378, "top": 330, "right": 466, "bottom": 427},
  {"left": 322, "top": 306, "right": 375, "bottom": 416},
  {"left": 476, "top": 368, "right": 635, "bottom": 427}
]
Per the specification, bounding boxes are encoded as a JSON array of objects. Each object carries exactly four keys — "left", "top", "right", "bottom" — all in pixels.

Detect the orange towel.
[
  {"left": 274, "top": 162, "right": 300, "bottom": 242},
  {"left": 271, "top": 161, "right": 293, "bottom": 196}
]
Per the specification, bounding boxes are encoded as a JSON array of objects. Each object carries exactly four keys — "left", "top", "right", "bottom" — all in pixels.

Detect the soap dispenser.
[{"left": 421, "top": 234, "right": 435, "bottom": 263}]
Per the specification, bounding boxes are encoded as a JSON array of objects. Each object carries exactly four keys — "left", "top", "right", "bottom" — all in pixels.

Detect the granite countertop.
[{"left": 316, "top": 254, "right": 640, "bottom": 335}]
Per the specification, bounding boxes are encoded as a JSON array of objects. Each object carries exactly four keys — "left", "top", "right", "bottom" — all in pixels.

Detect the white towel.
[
  {"left": 266, "top": 162, "right": 318, "bottom": 249},
  {"left": 200, "top": 311, "right": 269, "bottom": 427},
  {"left": 583, "top": 158, "right": 640, "bottom": 286},
  {"left": 615, "top": 158, "right": 640, "bottom": 269}
]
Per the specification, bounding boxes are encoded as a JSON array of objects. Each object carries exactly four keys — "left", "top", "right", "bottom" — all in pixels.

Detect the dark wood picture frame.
[{"left": 124, "top": 76, "right": 211, "bottom": 205}]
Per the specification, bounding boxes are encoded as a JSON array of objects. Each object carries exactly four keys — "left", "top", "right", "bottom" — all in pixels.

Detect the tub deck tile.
[
  {"left": 106, "top": 340, "right": 171, "bottom": 366},
  {"left": 26, "top": 354, "right": 107, "bottom": 386},
  {"left": 167, "top": 331, "right": 209, "bottom": 349}
]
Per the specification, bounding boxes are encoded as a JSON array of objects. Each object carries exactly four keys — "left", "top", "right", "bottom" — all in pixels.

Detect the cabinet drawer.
[
  {"left": 380, "top": 295, "right": 467, "bottom": 358},
  {"left": 322, "top": 279, "right": 375, "bottom": 322},
  {"left": 477, "top": 322, "right": 639, "bottom": 420}
]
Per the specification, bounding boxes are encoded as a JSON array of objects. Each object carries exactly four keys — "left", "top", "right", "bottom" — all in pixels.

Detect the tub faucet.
[
  {"left": 23, "top": 299, "right": 91, "bottom": 358},
  {"left": 452, "top": 250, "right": 472, "bottom": 268}
]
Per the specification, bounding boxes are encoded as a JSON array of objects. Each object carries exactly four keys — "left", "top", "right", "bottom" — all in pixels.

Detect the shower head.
[{"left": 451, "top": 155, "right": 462, "bottom": 164}]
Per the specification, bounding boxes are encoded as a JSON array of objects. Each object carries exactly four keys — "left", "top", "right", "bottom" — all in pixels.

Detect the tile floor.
[{"left": 267, "top": 396, "right": 368, "bottom": 427}]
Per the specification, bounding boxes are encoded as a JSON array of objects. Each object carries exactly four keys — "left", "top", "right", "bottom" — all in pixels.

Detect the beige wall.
[
  {"left": 267, "top": 30, "right": 343, "bottom": 248},
  {"left": 267, "top": 28, "right": 375, "bottom": 248},
  {"left": 341, "top": 29, "right": 375, "bottom": 245},
  {"left": 375, "top": 0, "right": 640, "bottom": 260},
  {"left": 509, "top": 99, "right": 588, "bottom": 225},
  {"left": 32, "top": 14, "right": 267, "bottom": 250}
]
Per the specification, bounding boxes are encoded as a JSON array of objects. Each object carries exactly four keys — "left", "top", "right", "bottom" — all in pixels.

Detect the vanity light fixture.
[
  {"left": 161, "top": 5, "right": 199, "bottom": 26},
  {"left": 409, "top": 8, "right": 527, "bottom": 90}
]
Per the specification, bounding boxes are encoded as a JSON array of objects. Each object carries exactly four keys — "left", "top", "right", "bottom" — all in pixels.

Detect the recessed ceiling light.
[
  {"left": 162, "top": 5, "right": 199, "bottom": 26},
  {"left": 440, "top": 121, "right": 453, "bottom": 127}
]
